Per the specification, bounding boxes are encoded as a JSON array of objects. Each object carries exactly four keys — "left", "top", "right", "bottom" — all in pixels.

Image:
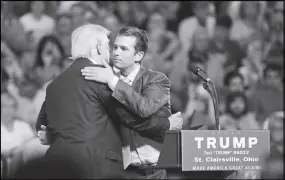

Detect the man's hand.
[
  {"left": 81, "top": 60, "right": 115, "bottom": 84},
  {"left": 37, "top": 125, "right": 49, "bottom": 145},
  {"left": 168, "top": 111, "right": 183, "bottom": 130}
]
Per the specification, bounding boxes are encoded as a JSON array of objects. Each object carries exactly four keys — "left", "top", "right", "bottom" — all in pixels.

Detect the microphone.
[
  {"left": 188, "top": 65, "right": 211, "bottom": 83},
  {"left": 189, "top": 64, "right": 221, "bottom": 130}
]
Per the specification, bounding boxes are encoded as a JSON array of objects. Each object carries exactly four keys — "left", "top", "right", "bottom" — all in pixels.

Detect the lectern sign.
[{"left": 181, "top": 130, "right": 270, "bottom": 171}]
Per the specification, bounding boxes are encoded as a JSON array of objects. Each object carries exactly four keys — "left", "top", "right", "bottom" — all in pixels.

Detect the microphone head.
[{"left": 188, "top": 64, "right": 201, "bottom": 75}]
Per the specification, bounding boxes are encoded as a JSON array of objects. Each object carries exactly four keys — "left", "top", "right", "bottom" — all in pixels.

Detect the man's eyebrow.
[{"left": 114, "top": 44, "right": 128, "bottom": 49}]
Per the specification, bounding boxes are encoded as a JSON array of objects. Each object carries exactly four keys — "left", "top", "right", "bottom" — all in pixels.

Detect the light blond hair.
[{"left": 71, "top": 24, "right": 110, "bottom": 60}]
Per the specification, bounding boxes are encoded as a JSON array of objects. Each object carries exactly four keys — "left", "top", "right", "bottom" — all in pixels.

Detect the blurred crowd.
[{"left": 1, "top": 1, "right": 283, "bottom": 179}]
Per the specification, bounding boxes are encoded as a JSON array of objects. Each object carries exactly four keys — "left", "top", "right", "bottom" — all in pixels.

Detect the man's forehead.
[{"left": 114, "top": 36, "right": 136, "bottom": 46}]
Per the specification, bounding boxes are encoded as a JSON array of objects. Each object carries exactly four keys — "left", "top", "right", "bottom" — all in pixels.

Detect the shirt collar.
[
  {"left": 120, "top": 64, "right": 141, "bottom": 84},
  {"left": 88, "top": 57, "right": 98, "bottom": 64}
]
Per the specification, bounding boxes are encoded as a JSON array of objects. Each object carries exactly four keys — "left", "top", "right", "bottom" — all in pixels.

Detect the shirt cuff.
[
  {"left": 168, "top": 117, "right": 173, "bottom": 130},
  {"left": 108, "top": 76, "right": 119, "bottom": 91}
]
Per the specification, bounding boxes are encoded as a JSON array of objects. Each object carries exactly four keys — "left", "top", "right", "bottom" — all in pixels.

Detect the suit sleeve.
[
  {"left": 92, "top": 77, "right": 171, "bottom": 142},
  {"left": 112, "top": 72, "right": 171, "bottom": 118},
  {"left": 112, "top": 102, "right": 171, "bottom": 143},
  {"left": 35, "top": 101, "right": 47, "bottom": 132}
]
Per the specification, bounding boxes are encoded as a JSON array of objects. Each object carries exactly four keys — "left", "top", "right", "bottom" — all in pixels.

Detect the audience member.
[
  {"left": 28, "top": 35, "right": 62, "bottom": 88},
  {"left": 6, "top": 81, "right": 37, "bottom": 127},
  {"left": 188, "top": 27, "right": 209, "bottom": 64},
  {"left": 157, "top": 1, "right": 181, "bottom": 33},
  {"left": 70, "top": 3, "right": 87, "bottom": 30},
  {"left": 263, "top": 1, "right": 283, "bottom": 66},
  {"left": 230, "top": 1, "right": 266, "bottom": 48},
  {"left": 1, "top": 2, "right": 31, "bottom": 55},
  {"left": 113, "top": 1, "right": 135, "bottom": 26},
  {"left": 7, "top": 1, "right": 29, "bottom": 18},
  {"left": 223, "top": 71, "right": 246, "bottom": 93},
  {"left": 238, "top": 39, "right": 265, "bottom": 92},
  {"left": 219, "top": 70, "right": 248, "bottom": 113},
  {"left": 176, "top": 1, "right": 194, "bottom": 23},
  {"left": 143, "top": 1, "right": 161, "bottom": 15},
  {"left": 19, "top": 1, "right": 55, "bottom": 48},
  {"left": 1, "top": 92, "right": 35, "bottom": 178},
  {"left": 178, "top": 1, "right": 215, "bottom": 54},
  {"left": 57, "top": 1, "right": 79, "bottom": 15},
  {"left": 96, "top": 1, "right": 116, "bottom": 15},
  {"left": 83, "top": 6, "right": 98, "bottom": 25},
  {"left": 55, "top": 13, "right": 73, "bottom": 58},
  {"left": 263, "top": 111, "right": 283, "bottom": 157},
  {"left": 207, "top": 15, "right": 245, "bottom": 89},
  {"left": 251, "top": 63, "right": 283, "bottom": 126},
  {"left": 261, "top": 111, "right": 283, "bottom": 179},
  {"left": 143, "top": 11, "right": 180, "bottom": 77},
  {"left": 219, "top": 92, "right": 259, "bottom": 130},
  {"left": 180, "top": 59, "right": 215, "bottom": 128},
  {"left": 130, "top": 1, "right": 149, "bottom": 29},
  {"left": 170, "top": 27, "right": 209, "bottom": 113},
  {"left": 1, "top": 41, "right": 25, "bottom": 86},
  {"left": 103, "top": 14, "right": 122, "bottom": 44}
]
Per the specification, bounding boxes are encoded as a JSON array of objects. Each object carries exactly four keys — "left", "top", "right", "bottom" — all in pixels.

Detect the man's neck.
[{"left": 121, "top": 63, "right": 140, "bottom": 77}]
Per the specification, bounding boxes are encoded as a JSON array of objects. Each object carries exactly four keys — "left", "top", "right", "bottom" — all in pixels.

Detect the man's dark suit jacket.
[
  {"left": 110, "top": 65, "right": 172, "bottom": 154},
  {"left": 35, "top": 58, "right": 171, "bottom": 179}
]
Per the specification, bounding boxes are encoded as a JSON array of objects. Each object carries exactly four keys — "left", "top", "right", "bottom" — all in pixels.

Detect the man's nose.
[{"left": 113, "top": 49, "right": 120, "bottom": 56}]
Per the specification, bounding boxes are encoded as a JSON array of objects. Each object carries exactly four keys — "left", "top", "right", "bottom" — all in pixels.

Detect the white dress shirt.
[{"left": 19, "top": 13, "right": 55, "bottom": 46}]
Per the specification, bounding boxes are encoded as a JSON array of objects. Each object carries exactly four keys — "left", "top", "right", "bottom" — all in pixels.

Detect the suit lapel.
[
  {"left": 120, "top": 66, "right": 146, "bottom": 169},
  {"left": 131, "top": 66, "right": 146, "bottom": 88}
]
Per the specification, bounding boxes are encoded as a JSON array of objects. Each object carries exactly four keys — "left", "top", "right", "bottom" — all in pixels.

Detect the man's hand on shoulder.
[
  {"left": 81, "top": 60, "right": 116, "bottom": 85},
  {"left": 168, "top": 111, "right": 183, "bottom": 130}
]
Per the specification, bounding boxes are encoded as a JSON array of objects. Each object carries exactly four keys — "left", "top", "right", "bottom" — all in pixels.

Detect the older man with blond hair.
[{"left": 35, "top": 24, "right": 118, "bottom": 179}]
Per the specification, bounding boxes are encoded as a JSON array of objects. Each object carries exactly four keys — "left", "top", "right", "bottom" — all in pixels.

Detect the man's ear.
[
  {"left": 96, "top": 44, "right": 102, "bottom": 55},
  {"left": 135, "top": 51, "right": 144, "bottom": 63}
]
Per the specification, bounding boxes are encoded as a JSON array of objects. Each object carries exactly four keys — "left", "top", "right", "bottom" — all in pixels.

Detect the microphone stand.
[{"left": 202, "top": 81, "right": 221, "bottom": 130}]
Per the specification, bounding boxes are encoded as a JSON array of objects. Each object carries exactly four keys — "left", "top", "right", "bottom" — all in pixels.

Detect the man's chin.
[{"left": 113, "top": 63, "right": 123, "bottom": 69}]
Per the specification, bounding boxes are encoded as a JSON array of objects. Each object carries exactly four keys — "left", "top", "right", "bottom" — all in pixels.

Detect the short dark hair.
[
  {"left": 225, "top": 92, "right": 249, "bottom": 116},
  {"left": 263, "top": 63, "right": 282, "bottom": 78},
  {"left": 216, "top": 14, "right": 233, "bottom": 29},
  {"left": 118, "top": 26, "right": 148, "bottom": 55},
  {"left": 223, "top": 70, "right": 244, "bottom": 87}
]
